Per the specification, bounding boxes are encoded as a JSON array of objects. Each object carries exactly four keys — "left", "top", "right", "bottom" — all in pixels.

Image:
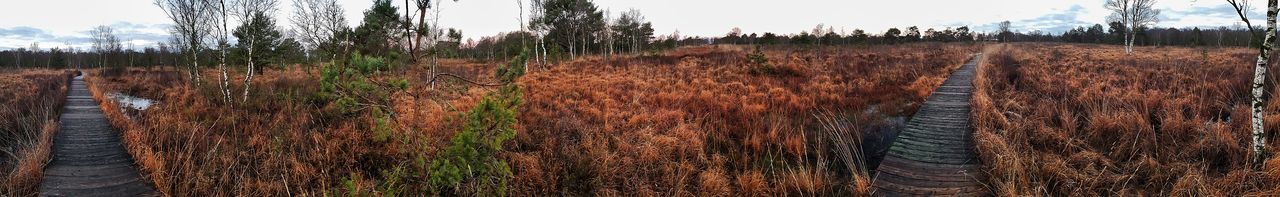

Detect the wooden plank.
[
  {"left": 40, "top": 77, "right": 156, "bottom": 196},
  {"left": 871, "top": 54, "right": 989, "bottom": 196}
]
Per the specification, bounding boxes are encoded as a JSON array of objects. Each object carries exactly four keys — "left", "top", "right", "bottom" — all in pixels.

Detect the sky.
[{"left": 0, "top": 0, "right": 1267, "bottom": 50}]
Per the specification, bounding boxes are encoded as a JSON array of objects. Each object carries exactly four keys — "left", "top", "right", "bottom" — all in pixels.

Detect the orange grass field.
[
  {"left": 0, "top": 69, "right": 71, "bottom": 196},
  {"left": 972, "top": 43, "right": 1280, "bottom": 195},
  {"left": 504, "top": 44, "right": 977, "bottom": 195},
  {"left": 84, "top": 43, "right": 980, "bottom": 195}
]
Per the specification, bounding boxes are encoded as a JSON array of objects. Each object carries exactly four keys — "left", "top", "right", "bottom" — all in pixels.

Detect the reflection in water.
[{"left": 106, "top": 92, "right": 156, "bottom": 110}]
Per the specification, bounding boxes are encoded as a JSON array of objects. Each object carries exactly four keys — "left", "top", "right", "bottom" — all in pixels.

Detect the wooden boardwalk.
[
  {"left": 871, "top": 54, "right": 987, "bottom": 196},
  {"left": 40, "top": 76, "right": 155, "bottom": 196}
]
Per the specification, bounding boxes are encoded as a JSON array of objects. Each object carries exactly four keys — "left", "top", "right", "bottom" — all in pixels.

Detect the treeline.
[
  {"left": 712, "top": 25, "right": 977, "bottom": 46},
  {"left": 998, "top": 21, "right": 1257, "bottom": 47},
  {"left": 0, "top": 29, "right": 307, "bottom": 70},
  {"left": 0, "top": 42, "right": 308, "bottom": 70},
  {"left": 451, "top": 0, "right": 662, "bottom": 62}
]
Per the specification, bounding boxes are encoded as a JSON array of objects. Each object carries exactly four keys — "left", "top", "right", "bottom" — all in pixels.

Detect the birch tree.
[
  {"left": 29, "top": 42, "right": 41, "bottom": 68},
  {"left": 291, "top": 0, "right": 348, "bottom": 61},
  {"left": 156, "top": 0, "right": 212, "bottom": 85},
  {"left": 231, "top": 0, "right": 280, "bottom": 103},
  {"left": 90, "top": 25, "right": 122, "bottom": 69},
  {"left": 611, "top": 9, "right": 653, "bottom": 54},
  {"left": 529, "top": 0, "right": 548, "bottom": 66},
  {"left": 209, "top": 0, "right": 232, "bottom": 103},
  {"left": 1228, "top": 0, "right": 1275, "bottom": 171},
  {"left": 1105, "top": 0, "right": 1160, "bottom": 54}
]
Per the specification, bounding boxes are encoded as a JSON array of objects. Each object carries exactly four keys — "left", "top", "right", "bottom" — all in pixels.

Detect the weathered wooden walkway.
[
  {"left": 40, "top": 76, "right": 155, "bottom": 196},
  {"left": 871, "top": 54, "right": 987, "bottom": 196}
]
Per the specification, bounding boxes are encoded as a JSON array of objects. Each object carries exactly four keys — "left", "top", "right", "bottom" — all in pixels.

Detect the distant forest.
[{"left": 0, "top": 3, "right": 1262, "bottom": 70}]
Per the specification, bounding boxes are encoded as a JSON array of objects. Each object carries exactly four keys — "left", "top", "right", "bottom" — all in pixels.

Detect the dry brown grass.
[
  {"left": 972, "top": 43, "right": 1280, "bottom": 196},
  {"left": 87, "top": 43, "right": 980, "bottom": 195},
  {"left": 88, "top": 67, "right": 380, "bottom": 196},
  {"left": 506, "top": 43, "right": 980, "bottom": 195},
  {"left": 0, "top": 69, "right": 71, "bottom": 196}
]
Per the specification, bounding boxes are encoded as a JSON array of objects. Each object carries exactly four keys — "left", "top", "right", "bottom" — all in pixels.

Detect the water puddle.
[
  {"left": 859, "top": 104, "right": 910, "bottom": 171},
  {"left": 106, "top": 92, "right": 157, "bottom": 110},
  {"left": 862, "top": 116, "right": 907, "bottom": 171}
]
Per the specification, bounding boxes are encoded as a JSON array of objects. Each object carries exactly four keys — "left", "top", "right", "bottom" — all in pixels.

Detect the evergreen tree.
[
  {"left": 1087, "top": 24, "right": 1106, "bottom": 43},
  {"left": 884, "top": 28, "right": 901, "bottom": 44},
  {"left": 905, "top": 26, "right": 921, "bottom": 42},
  {"left": 232, "top": 12, "right": 283, "bottom": 72},
  {"left": 533, "top": 0, "right": 605, "bottom": 58},
  {"left": 354, "top": 0, "right": 402, "bottom": 58},
  {"left": 276, "top": 37, "right": 306, "bottom": 67}
]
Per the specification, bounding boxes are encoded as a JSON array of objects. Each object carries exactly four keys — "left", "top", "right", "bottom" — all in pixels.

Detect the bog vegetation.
[
  {"left": 5, "top": 0, "right": 1280, "bottom": 196},
  {"left": 0, "top": 70, "right": 71, "bottom": 196},
  {"left": 73, "top": 43, "right": 976, "bottom": 195},
  {"left": 973, "top": 43, "right": 1280, "bottom": 195}
]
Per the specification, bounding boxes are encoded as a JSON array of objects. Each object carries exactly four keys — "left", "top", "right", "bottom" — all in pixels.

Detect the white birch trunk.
[
  {"left": 1125, "top": 29, "right": 1134, "bottom": 54},
  {"left": 218, "top": 0, "right": 231, "bottom": 103},
  {"left": 191, "top": 48, "right": 202, "bottom": 85},
  {"left": 242, "top": 34, "right": 255, "bottom": 103},
  {"left": 1251, "top": 0, "right": 1278, "bottom": 171}
]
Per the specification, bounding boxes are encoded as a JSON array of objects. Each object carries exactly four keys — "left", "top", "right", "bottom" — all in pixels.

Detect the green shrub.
[
  {"left": 372, "top": 107, "right": 393, "bottom": 142},
  {"left": 746, "top": 46, "right": 771, "bottom": 74},
  {"left": 316, "top": 53, "right": 410, "bottom": 145},
  {"left": 746, "top": 46, "right": 803, "bottom": 77},
  {"left": 332, "top": 95, "right": 358, "bottom": 114},
  {"left": 427, "top": 50, "right": 528, "bottom": 196},
  {"left": 335, "top": 166, "right": 405, "bottom": 196},
  {"left": 427, "top": 95, "right": 517, "bottom": 195},
  {"left": 350, "top": 53, "right": 389, "bottom": 74},
  {"left": 319, "top": 61, "right": 343, "bottom": 94}
]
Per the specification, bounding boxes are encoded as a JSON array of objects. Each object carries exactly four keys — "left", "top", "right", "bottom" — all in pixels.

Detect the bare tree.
[
  {"left": 90, "top": 25, "right": 122, "bottom": 69},
  {"left": 28, "top": 42, "right": 42, "bottom": 68},
  {"left": 1228, "top": 0, "right": 1275, "bottom": 171},
  {"left": 14, "top": 48, "right": 23, "bottom": 68},
  {"left": 404, "top": 0, "right": 447, "bottom": 63},
  {"left": 231, "top": 0, "right": 280, "bottom": 103},
  {"left": 530, "top": 0, "right": 548, "bottom": 66},
  {"left": 997, "top": 21, "right": 1012, "bottom": 42},
  {"left": 156, "top": 0, "right": 213, "bottom": 85},
  {"left": 519, "top": 0, "right": 528, "bottom": 70},
  {"left": 602, "top": 9, "right": 613, "bottom": 57},
  {"left": 128, "top": 42, "right": 135, "bottom": 67},
  {"left": 617, "top": 9, "right": 648, "bottom": 53},
  {"left": 210, "top": 0, "right": 232, "bottom": 103},
  {"left": 1106, "top": 0, "right": 1160, "bottom": 54},
  {"left": 291, "top": 0, "right": 348, "bottom": 61},
  {"left": 423, "top": 0, "right": 446, "bottom": 89}
]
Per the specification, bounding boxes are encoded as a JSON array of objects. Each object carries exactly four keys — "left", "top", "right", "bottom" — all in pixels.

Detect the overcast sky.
[{"left": 0, "top": 0, "right": 1266, "bottom": 50}]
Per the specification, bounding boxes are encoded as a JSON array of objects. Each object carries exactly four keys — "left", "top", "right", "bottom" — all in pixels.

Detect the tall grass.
[
  {"left": 507, "top": 44, "right": 978, "bottom": 195},
  {"left": 87, "top": 43, "right": 980, "bottom": 195},
  {"left": 972, "top": 43, "right": 1280, "bottom": 195},
  {"left": 0, "top": 69, "right": 71, "bottom": 196},
  {"left": 88, "top": 68, "right": 379, "bottom": 196}
]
